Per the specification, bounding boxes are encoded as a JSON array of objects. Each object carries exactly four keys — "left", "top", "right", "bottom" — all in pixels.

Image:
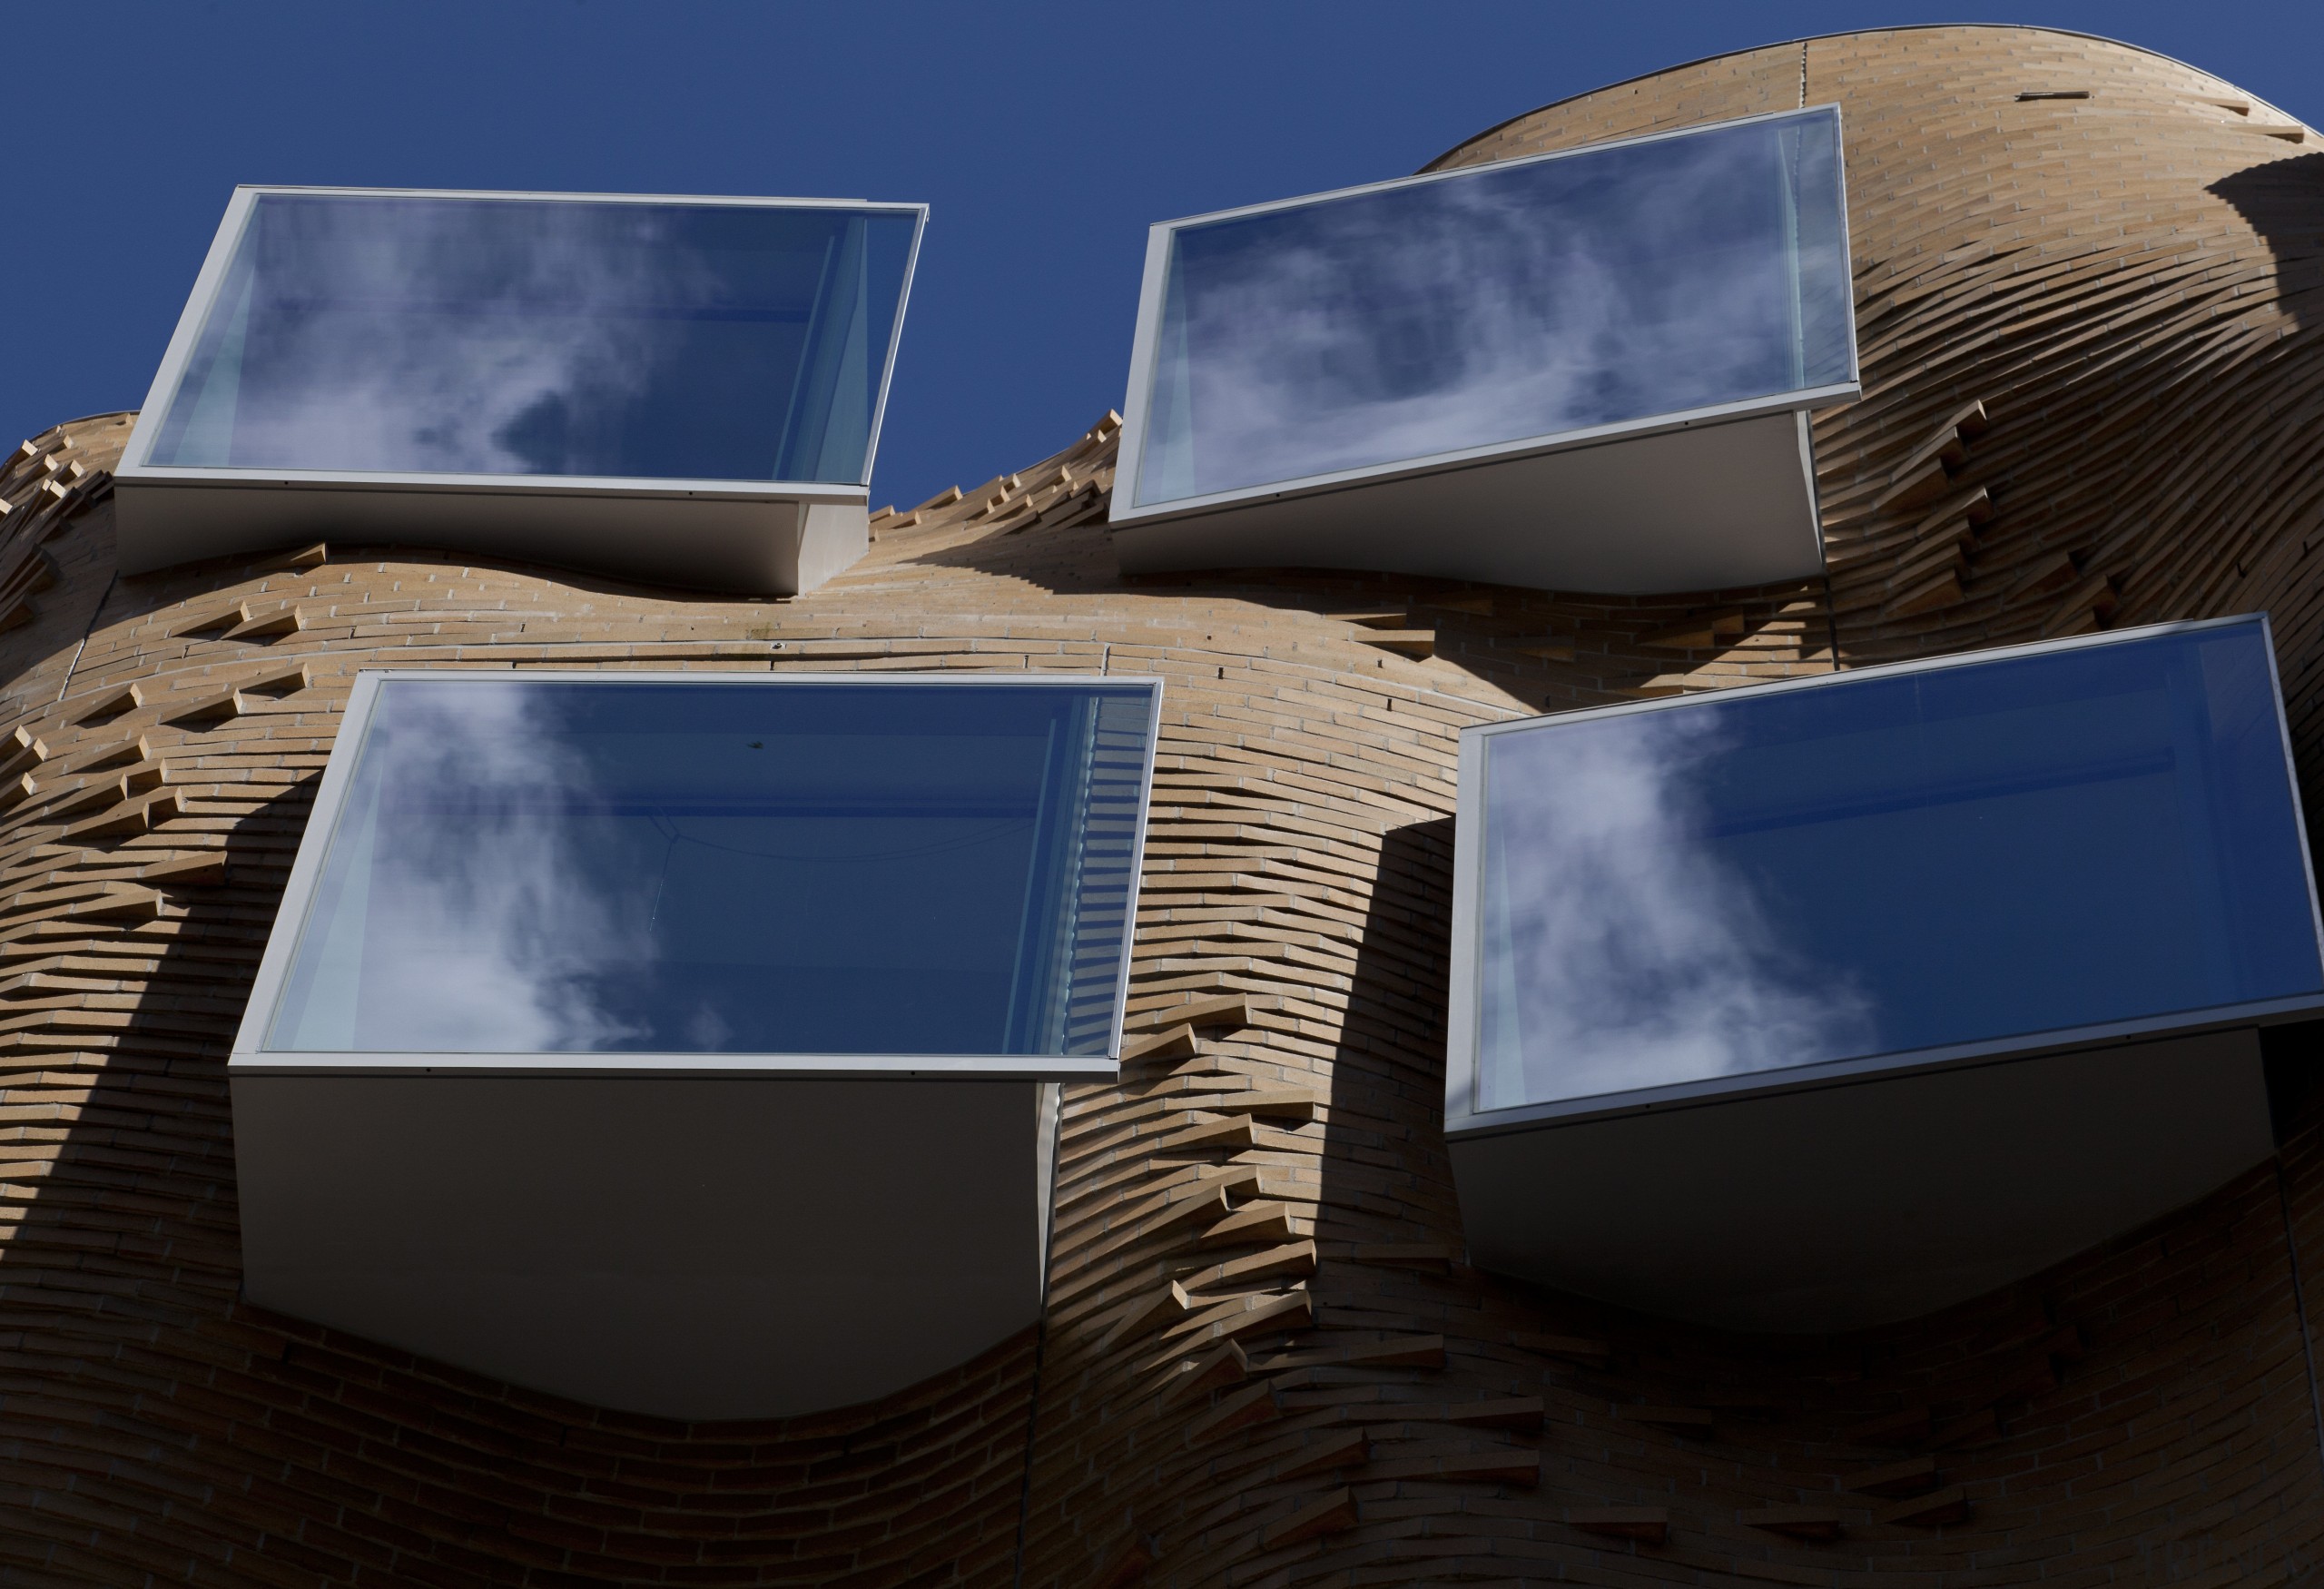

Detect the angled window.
[
  {"left": 1462, "top": 617, "right": 2323, "bottom": 1119},
  {"left": 1110, "top": 107, "right": 1858, "bottom": 593},
  {"left": 250, "top": 672, "right": 1157, "bottom": 1067},
  {"left": 228, "top": 672, "right": 1161, "bottom": 1419},
  {"left": 116, "top": 189, "right": 927, "bottom": 595},
  {"left": 1446, "top": 617, "right": 2324, "bottom": 1330}
]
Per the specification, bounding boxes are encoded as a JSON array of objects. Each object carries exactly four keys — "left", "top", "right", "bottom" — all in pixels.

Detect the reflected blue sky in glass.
[
  {"left": 266, "top": 677, "right": 1156, "bottom": 1056},
  {"left": 1476, "top": 620, "right": 2324, "bottom": 1112},
  {"left": 1134, "top": 108, "right": 1851, "bottom": 508},
  {"left": 150, "top": 193, "right": 919, "bottom": 485}
]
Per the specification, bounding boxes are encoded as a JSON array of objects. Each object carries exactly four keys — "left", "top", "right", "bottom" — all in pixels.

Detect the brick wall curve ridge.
[{"left": 5, "top": 23, "right": 2324, "bottom": 1588}]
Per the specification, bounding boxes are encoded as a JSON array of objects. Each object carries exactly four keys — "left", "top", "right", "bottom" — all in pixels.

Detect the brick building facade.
[{"left": 6, "top": 24, "right": 2324, "bottom": 1588}]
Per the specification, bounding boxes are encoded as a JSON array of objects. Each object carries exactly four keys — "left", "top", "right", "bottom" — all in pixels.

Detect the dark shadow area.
[
  {"left": 2202, "top": 157, "right": 2324, "bottom": 856},
  {"left": 2267, "top": 1015, "right": 2324, "bottom": 1147},
  {"left": 1313, "top": 814, "right": 1465, "bottom": 1265},
  {"left": 0, "top": 773, "right": 315, "bottom": 1289},
  {"left": 2211, "top": 151, "right": 2324, "bottom": 331}
]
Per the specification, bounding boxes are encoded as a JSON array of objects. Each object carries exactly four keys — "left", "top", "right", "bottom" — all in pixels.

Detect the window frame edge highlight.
[
  {"left": 227, "top": 667, "right": 1164, "bottom": 1081},
  {"left": 117, "top": 185, "right": 932, "bottom": 499},
  {"left": 1442, "top": 612, "right": 2324, "bottom": 1142},
  {"left": 1108, "top": 103, "right": 1861, "bottom": 529}
]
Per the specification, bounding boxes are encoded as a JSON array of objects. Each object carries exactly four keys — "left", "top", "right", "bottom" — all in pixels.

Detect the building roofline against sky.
[{"left": 1418, "top": 21, "right": 2311, "bottom": 174}]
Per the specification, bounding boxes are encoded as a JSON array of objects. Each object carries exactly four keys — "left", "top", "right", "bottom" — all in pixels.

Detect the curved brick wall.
[{"left": 5, "top": 25, "right": 2324, "bottom": 1588}]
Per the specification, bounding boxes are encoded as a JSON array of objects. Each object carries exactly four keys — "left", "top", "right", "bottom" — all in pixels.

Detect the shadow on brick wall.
[
  {"left": 2212, "top": 151, "right": 2324, "bottom": 331},
  {"left": 0, "top": 773, "right": 1042, "bottom": 1586},
  {"left": 1265, "top": 812, "right": 2324, "bottom": 1582}
]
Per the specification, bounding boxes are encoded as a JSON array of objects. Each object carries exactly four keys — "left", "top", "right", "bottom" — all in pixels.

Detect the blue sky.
[{"left": 8, "top": 3, "right": 2319, "bottom": 513}]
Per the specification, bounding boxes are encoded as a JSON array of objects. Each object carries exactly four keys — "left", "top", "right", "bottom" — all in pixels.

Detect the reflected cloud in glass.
[
  {"left": 1479, "top": 706, "right": 1877, "bottom": 1109},
  {"left": 1474, "top": 620, "right": 2324, "bottom": 1113},
  {"left": 267, "top": 676, "right": 1157, "bottom": 1056},
  {"left": 1135, "top": 109, "right": 1850, "bottom": 508},
  {"left": 149, "top": 194, "right": 919, "bottom": 486}
]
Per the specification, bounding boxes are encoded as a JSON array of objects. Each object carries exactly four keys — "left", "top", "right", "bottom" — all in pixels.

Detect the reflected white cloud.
[
  {"left": 269, "top": 680, "right": 1167, "bottom": 1057},
  {"left": 1140, "top": 117, "right": 1848, "bottom": 506},
  {"left": 1479, "top": 707, "right": 1876, "bottom": 1110},
  {"left": 212, "top": 202, "right": 709, "bottom": 478},
  {"left": 278, "top": 686, "right": 654, "bottom": 1051},
  {"left": 150, "top": 195, "right": 927, "bottom": 486}
]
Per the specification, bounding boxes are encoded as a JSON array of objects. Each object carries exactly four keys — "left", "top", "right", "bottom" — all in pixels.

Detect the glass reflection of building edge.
[{"left": 12, "top": 25, "right": 2324, "bottom": 1589}]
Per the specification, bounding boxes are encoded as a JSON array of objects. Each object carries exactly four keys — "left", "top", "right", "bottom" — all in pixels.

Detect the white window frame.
[
  {"left": 117, "top": 185, "right": 930, "bottom": 508},
  {"left": 1109, "top": 104, "right": 1860, "bottom": 528},
  {"left": 1444, "top": 613, "right": 2324, "bottom": 1140},
  {"left": 230, "top": 669, "right": 1164, "bottom": 1081}
]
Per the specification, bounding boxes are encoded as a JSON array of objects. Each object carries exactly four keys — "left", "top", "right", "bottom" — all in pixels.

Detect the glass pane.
[
  {"left": 150, "top": 193, "right": 919, "bottom": 485},
  {"left": 1135, "top": 107, "right": 1851, "bottom": 508},
  {"left": 1475, "top": 620, "right": 2324, "bottom": 1112},
  {"left": 266, "top": 677, "right": 1156, "bottom": 1056}
]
